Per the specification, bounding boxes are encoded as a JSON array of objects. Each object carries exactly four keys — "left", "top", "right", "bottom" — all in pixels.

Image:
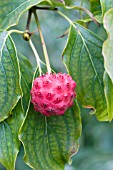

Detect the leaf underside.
[
  {"left": 103, "top": 8, "right": 113, "bottom": 83},
  {"left": 104, "top": 72, "right": 113, "bottom": 122},
  {"left": 100, "top": 0, "right": 113, "bottom": 16},
  {"left": 102, "top": 8, "right": 113, "bottom": 122}
]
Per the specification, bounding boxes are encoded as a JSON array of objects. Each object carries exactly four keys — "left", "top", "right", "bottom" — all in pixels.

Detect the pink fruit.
[{"left": 30, "top": 72, "right": 76, "bottom": 116}]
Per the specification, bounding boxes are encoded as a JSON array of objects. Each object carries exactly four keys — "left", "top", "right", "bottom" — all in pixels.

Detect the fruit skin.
[{"left": 30, "top": 72, "right": 76, "bottom": 116}]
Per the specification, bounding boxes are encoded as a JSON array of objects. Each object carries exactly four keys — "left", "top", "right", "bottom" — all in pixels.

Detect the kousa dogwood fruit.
[{"left": 30, "top": 73, "right": 76, "bottom": 116}]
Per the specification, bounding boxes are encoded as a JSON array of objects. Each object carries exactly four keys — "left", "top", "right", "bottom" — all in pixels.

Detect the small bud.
[{"left": 23, "top": 32, "right": 30, "bottom": 41}]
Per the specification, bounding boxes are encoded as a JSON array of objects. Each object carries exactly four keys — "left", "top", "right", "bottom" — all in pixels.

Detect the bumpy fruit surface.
[{"left": 30, "top": 73, "right": 76, "bottom": 116}]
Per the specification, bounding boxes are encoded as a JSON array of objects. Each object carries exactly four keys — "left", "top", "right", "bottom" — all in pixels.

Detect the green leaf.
[
  {"left": 104, "top": 72, "right": 113, "bottom": 122},
  {"left": 19, "top": 100, "right": 81, "bottom": 170},
  {"left": 0, "top": 31, "right": 21, "bottom": 121},
  {"left": 103, "top": 8, "right": 113, "bottom": 84},
  {"left": 64, "top": 0, "right": 73, "bottom": 6},
  {"left": 100, "top": 0, "right": 113, "bottom": 16},
  {"left": 49, "top": 0, "right": 65, "bottom": 5},
  {"left": 0, "top": 100, "right": 24, "bottom": 170},
  {"left": 39, "top": 0, "right": 65, "bottom": 6},
  {"left": 63, "top": 23, "right": 108, "bottom": 121},
  {"left": 18, "top": 53, "right": 34, "bottom": 112},
  {"left": 0, "top": 0, "right": 48, "bottom": 30},
  {"left": 0, "top": 0, "right": 66, "bottom": 30},
  {"left": 90, "top": 0, "right": 101, "bottom": 15}
]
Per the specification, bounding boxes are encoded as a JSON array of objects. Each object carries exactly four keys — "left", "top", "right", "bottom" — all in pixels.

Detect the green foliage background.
[{"left": 0, "top": 0, "right": 113, "bottom": 169}]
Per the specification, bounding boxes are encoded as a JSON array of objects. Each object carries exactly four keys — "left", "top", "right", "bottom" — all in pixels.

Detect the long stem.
[
  {"left": 35, "top": 6, "right": 58, "bottom": 11},
  {"left": 57, "top": 10, "right": 96, "bottom": 33},
  {"left": 8, "top": 30, "right": 24, "bottom": 35},
  {"left": 26, "top": 9, "right": 32, "bottom": 31},
  {"left": 33, "top": 10, "right": 51, "bottom": 74},
  {"left": 80, "top": 0, "right": 85, "bottom": 19},
  {"left": 65, "top": 6, "right": 99, "bottom": 26},
  {"left": 29, "top": 39, "right": 42, "bottom": 75}
]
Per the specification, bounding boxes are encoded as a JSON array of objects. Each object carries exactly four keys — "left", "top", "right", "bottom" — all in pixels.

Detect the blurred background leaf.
[
  {"left": 90, "top": 0, "right": 101, "bottom": 15},
  {"left": 100, "top": 0, "right": 113, "bottom": 16}
]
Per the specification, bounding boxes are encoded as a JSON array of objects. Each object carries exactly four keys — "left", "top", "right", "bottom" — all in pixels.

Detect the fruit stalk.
[
  {"left": 26, "top": 9, "right": 32, "bottom": 32},
  {"left": 33, "top": 10, "right": 51, "bottom": 74},
  {"left": 29, "top": 39, "right": 42, "bottom": 75}
]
